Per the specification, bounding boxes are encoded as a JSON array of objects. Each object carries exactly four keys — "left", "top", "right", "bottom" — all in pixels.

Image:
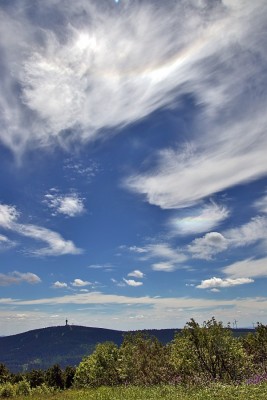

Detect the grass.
[{"left": 9, "top": 383, "right": 267, "bottom": 400}]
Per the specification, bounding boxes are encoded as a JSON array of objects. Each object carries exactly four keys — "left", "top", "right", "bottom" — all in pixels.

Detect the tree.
[
  {"left": 64, "top": 366, "right": 76, "bottom": 389},
  {"left": 25, "top": 369, "right": 45, "bottom": 388},
  {"left": 243, "top": 323, "right": 267, "bottom": 373},
  {"left": 45, "top": 364, "right": 64, "bottom": 389},
  {"left": 74, "top": 342, "right": 119, "bottom": 387},
  {"left": 170, "top": 317, "right": 250, "bottom": 383},
  {"left": 0, "top": 364, "right": 10, "bottom": 384},
  {"left": 118, "top": 332, "right": 172, "bottom": 385}
]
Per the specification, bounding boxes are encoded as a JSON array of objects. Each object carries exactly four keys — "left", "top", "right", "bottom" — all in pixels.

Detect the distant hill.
[{"left": 0, "top": 325, "right": 178, "bottom": 372}]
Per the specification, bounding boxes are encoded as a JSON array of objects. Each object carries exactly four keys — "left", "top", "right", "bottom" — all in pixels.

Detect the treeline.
[{"left": 1, "top": 318, "right": 267, "bottom": 396}]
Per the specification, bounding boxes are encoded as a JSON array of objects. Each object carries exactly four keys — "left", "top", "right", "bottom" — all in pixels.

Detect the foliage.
[
  {"left": 118, "top": 332, "right": 173, "bottom": 385},
  {"left": 243, "top": 323, "right": 267, "bottom": 373},
  {"left": 15, "top": 380, "right": 31, "bottom": 396},
  {"left": 0, "top": 382, "right": 15, "bottom": 397},
  {"left": 45, "top": 364, "right": 64, "bottom": 389},
  {"left": 170, "top": 317, "right": 251, "bottom": 383},
  {"left": 64, "top": 366, "right": 76, "bottom": 389},
  {"left": 0, "top": 365, "right": 10, "bottom": 385},
  {"left": 25, "top": 369, "right": 45, "bottom": 388},
  {"left": 74, "top": 342, "right": 120, "bottom": 387}
]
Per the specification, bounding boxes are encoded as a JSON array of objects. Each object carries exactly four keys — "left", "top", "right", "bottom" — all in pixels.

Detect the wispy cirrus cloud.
[
  {"left": 0, "top": 0, "right": 266, "bottom": 163},
  {"left": 44, "top": 189, "right": 85, "bottom": 217},
  {"left": 223, "top": 257, "right": 267, "bottom": 279},
  {"left": 254, "top": 192, "right": 267, "bottom": 214},
  {"left": 169, "top": 202, "right": 229, "bottom": 236},
  {"left": 0, "top": 271, "right": 41, "bottom": 286},
  {"left": 0, "top": 204, "right": 82, "bottom": 256},
  {"left": 129, "top": 242, "right": 187, "bottom": 272}
]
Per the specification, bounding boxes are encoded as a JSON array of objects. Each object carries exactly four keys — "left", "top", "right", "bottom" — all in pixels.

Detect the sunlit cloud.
[
  {"left": 169, "top": 202, "right": 229, "bottom": 235},
  {"left": 123, "top": 278, "right": 143, "bottom": 287},
  {"left": 128, "top": 270, "right": 144, "bottom": 279},
  {"left": 223, "top": 257, "right": 267, "bottom": 279},
  {"left": 0, "top": 203, "right": 82, "bottom": 256},
  {"left": 187, "top": 216, "right": 267, "bottom": 260},
  {"left": 0, "top": 0, "right": 265, "bottom": 161},
  {"left": 71, "top": 279, "right": 91, "bottom": 287},
  {"left": 44, "top": 189, "right": 85, "bottom": 217},
  {"left": 197, "top": 277, "right": 253, "bottom": 289},
  {"left": 52, "top": 281, "right": 68, "bottom": 289}
]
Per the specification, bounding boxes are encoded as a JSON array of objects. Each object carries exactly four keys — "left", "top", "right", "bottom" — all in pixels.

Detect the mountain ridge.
[{"left": 0, "top": 325, "right": 179, "bottom": 372}]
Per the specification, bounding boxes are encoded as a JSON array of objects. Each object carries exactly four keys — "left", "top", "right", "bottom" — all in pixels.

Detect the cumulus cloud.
[
  {"left": 128, "top": 270, "right": 144, "bottom": 278},
  {"left": 187, "top": 216, "right": 267, "bottom": 260},
  {"left": 44, "top": 190, "right": 85, "bottom": 217},
  {"left": 169, "top": 202, "right": 229, "bottom": 235},
  {"left": 71, "top": 279, "right": 91, "bottom": 287},
  {"left": 0, "top": 203, "right": 82, "bottom": 256},
  {"left": 52, "top": 281, "right": 68, "bottom": 289},
  {"left": 0, "top": 271, "right": 41, "bottom": 286},
  {"left": 197, "top": 277, "right": 253, "bottom": 289},
  {"left": 188, "top": 232, "right": 228, "bottom": 260},
  {"left": 123, "top": 278, "right": 143, "bottom": 287}
]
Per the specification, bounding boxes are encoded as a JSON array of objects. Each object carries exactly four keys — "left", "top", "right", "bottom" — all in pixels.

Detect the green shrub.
[
  {"left": 0, "top": 382, "right": 15, "bottom": 398},
  {"left": 15, "top": 379, "right": 31, "bottom": 396}
]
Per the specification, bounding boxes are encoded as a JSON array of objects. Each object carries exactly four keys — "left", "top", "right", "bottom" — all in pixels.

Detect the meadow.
[{"left": 7, "top": 384, "right": 267, "bottom": 400}]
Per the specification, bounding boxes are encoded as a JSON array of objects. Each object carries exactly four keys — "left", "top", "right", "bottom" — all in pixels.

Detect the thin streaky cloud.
[{"left": 0, "top": 204, "right": 82, "bottom": 256}]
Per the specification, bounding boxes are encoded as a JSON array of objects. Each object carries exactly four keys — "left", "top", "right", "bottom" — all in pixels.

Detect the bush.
[
  {"left": 0, "top": 382, "right": 15, "bottom": 398},
  {"left": 170, "top": 317, "right": 251, "bottom": 384},
  {"left": 75, "top": 342, "right": 120, "bottom": 387},
  {"left": 15, "top": 379, "right": 31, "bottom": 396}
]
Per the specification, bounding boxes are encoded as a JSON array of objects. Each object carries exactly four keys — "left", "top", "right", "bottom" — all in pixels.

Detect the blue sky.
[{"left": 1, "top": 0, "right": 267, "bottom": 335}]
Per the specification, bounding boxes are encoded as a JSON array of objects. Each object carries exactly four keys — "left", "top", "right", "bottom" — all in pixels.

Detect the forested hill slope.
[{"left": 0, "top": 325, "right": 178, "bottom": 372}]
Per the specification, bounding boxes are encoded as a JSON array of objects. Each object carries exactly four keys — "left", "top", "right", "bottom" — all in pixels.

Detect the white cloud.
[
  {"left": 136, "top": 243, "right": 187, "bottom": 263},
  {"left": 123, "top": 278, "right": 143, "bottom": 287},
  {"left": 0, "top": 271, "right": 41, "bottom": 286},
  {"left": 197, "top": 277, "right": 253, "bottom": 289},
  {"left": 44, "top": 190, "right": 85, "bottom": 217},
  {"left": 0, "top": 203, "right": 82, "bottom": 256},
  {"left": 188, "top": 232, "right": 228, "bottom": 260},
  {"left": 223, "top": 257, "right": 267, "bottom": 279},
  {"left": 0, "top": 233, "right": 16, "bottom": 251},
  {"left": 169, "top": 202, "right": 229, "bottom": 235},
  {"left": 52, "top": 281, "right": 68, "bottom": 289},
  {"left": 128, "top": 270, "right": 144, "bottom": 278},
  {"left": 152, "top": 262, "right": 177, "bottom": 272},
  {"left": 71, "top": 279, "right": 91, "bottom": 287},
  {"left": 0, "top": 0, "right": 266, "bottom": 165},
  {"left": 254, "top": 193, "right": 267, "bottom": 214},
  {"left": 187, "top": 216, "right": 267, "bottom": 260},
  {"left": 224, "top": 216, "right": 267, "bottom": 248},
  {"left": 127, "top": 242, "right": 187, "bottom": 273},
  {"left": 0, "top": 205, "right": 19, "bottom": 229}
]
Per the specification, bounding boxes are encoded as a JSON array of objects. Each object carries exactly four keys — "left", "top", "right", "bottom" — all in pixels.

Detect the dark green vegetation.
[
  {"left": 0, "top": 325, "right": 178, "bottom": 372},
  {"left": 0, "top": 318, "right": 266, "bottom": 398},
  {"left": 0, "top": 324, "right": 253, "bottom": 373}
]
